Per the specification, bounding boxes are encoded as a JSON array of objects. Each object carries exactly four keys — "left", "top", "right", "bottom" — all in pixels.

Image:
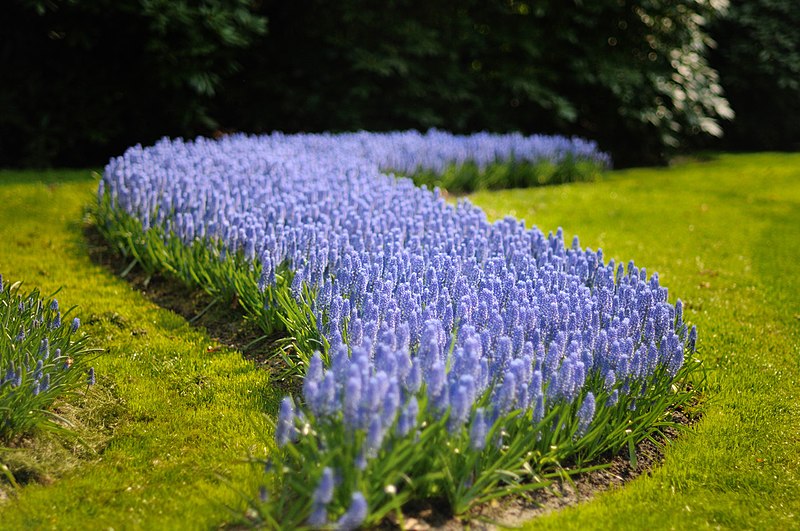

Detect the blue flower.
[
  {"left": 307, "top": 502, "right": 327, "bottom": 528},
  {"left": 448, "top": 379, "right": 473, "bottom": 432},
  {"left": 606, "top": 389, "right": 619, "bottom": 407},
  {"left": 343, "top": 374, "right": 362, "bottom": 428},
  {"left": 275, "top": 397, "right": 296, "bottom": 447},
  {"left": 39, "top": 338, "right": 50, "bottom": 359},
  {"left": 576, "top": 392, "right": 595, "bottom": 437},
  {"left": 336, "top": 492, "right": 368, "bottom": 531},
  {"left": 363, "top": 415, "right": 384, "bottom": 459},
  {"left": 469, "top": 408, "right": 488, "bottom": 451},
  {"left": 396, "top": 397, "right": 419, "bottom": 437},
  {"left": 313, "top": 467, "right": 335, "bottom": 505},
  {"left": 426, "top": 360, "right": 446, "bottom": 400}
]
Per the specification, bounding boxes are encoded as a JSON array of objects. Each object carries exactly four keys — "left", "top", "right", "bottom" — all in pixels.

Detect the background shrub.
[
  {"left": 9, "top": 0, "right": 790, "bottom": 168},
  {"left": 215, "top": 0, "right": 733, "bottom": 167},
  {"left": 707, "top": 0, "right": 800, "bottom": 151},
  {"left": 0, "top": 0, "right": 265, "bottom": 167}
]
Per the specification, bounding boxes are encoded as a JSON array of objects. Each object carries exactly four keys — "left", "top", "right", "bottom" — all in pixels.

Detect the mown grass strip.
[
  {"left": 469, "top": 152, "right": 800, "bottom": 529},
  {"left": 0, "top": 170, "right": 278, "bottom": 529}
]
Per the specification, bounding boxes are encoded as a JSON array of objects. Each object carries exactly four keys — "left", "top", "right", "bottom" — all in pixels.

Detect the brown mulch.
[{"left": 85, "top": 222, "right": 698, "bottom": 529}]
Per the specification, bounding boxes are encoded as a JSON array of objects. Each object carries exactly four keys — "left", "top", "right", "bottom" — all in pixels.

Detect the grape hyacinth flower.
[
  {"left": 576, "top": 392, "right": 596, "bottom": 437},
  {"left": 688, "top": 325, "right": 698, "bottom": 353},
  {"left": 307, "top": 467, "right": 335, "bottom": 527},
  {"left": 469, "top": 408, "right": 488, "bottom": 451},
  {"left": 313, "top": 467, "right": 335, "bottom": 505},
  {"left": 307, "top": 503, "right": 327, "bottom": 528},
  {"left": 94, "top": 131, "right": 701, "bottom": 525},
  {"left": 336, "top": 492, "right": 368, "bottom": 531},
  {"left": 275, "top": 397, "right": 296, "bottom": 447}
]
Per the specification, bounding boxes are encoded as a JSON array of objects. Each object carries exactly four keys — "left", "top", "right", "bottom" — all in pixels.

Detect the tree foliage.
[
  {"left": 217, "top": 0, "right": 732, "bottom": 165},
  {"left": 708, "top": 0, "right": 800, "bottom": 150},
  {"left": 1, "top": 0, "right": 265, "bottom": 166},
  {"left": 1, "top": 0, "right": 741, "bottom": 167}
]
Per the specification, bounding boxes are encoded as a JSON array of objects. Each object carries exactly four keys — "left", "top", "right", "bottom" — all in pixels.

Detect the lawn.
[
  {"left": 0, "top": 152, "right": 798, "bottom": 529},
  {"left": 0, "top": 170, "right": 276, "bottom": 528}
]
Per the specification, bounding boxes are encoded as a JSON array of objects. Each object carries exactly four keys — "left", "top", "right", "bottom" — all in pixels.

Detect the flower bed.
[
  {"left": 95, "top": 131, "right": 697, "bottom": 528},
  {"left": 0, "top": 275, "right": 93, "bottom": 440}
]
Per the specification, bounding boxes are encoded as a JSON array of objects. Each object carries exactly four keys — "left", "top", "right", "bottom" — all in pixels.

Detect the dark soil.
[
  {"left": 85, "top": 222, "right": 699, "bottom": 530},
  {"left": 372, "top": 411, "right": 693, "bottom": 530}
]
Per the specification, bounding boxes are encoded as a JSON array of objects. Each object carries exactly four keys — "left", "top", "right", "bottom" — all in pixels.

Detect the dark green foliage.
[
  {"left": 0, "top": 0, "right": 266, "bottom": 167},
  {"left": 2, "top": 0, "right": 733, "bottom": 166},
  {"left": 217, "top": 0, "right": 731, "bottom": 166},
  {"left": 409, "top": 158, "right": 605, "bottom": 194},
  {"left": 708, "top": 0, "right": 800, "bottom": 151}
]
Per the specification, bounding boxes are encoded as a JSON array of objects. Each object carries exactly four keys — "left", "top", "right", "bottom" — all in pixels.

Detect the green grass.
[
  {"left": 0, "top": 170, "right": 278, "bottom": 528},
  {"left": 469, "top": 153, "right": 800, "bottom": 529},
  {"left": 0, "top": 153, "right": 797, "bottom": 529}
]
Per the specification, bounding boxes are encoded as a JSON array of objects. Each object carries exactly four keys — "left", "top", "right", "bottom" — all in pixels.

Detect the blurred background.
[{"left": 2, "top": 0, "right": 798, "bottom": 168}]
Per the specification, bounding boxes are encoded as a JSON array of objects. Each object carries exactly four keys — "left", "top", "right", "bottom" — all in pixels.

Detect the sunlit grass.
[
  {"left": 0, "top": 170, "right": 278, "bottom": 528},
  {"left": 469, "top": 152, "right": 800, "bottom": 529}
]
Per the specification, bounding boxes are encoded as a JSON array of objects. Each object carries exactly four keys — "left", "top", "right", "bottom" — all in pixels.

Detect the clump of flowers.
[
  {"left": 96, "top": 131, "right": 699, "bottom": 527},
  {"left": 0, "top": 274, "right": 95, "bottom": 440}
]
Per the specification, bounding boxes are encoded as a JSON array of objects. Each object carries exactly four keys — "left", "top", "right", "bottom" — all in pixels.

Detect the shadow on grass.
[
  {"left": 0, "top": 169, "right": 100, "bottom": 186},
  {"left": 80, "top": 218, "right": 298, "bottom": 398}
]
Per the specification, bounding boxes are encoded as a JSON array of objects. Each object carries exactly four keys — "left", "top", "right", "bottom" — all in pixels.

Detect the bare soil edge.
[
  {"left": 84, "top": 223, "right": 297, "bottom": 393},
  {"left": 85, "top": 223, "right": 698, "bottom": 530},
  {"left": 378, "top": 415, "right": 691, "bottom": 530}
]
